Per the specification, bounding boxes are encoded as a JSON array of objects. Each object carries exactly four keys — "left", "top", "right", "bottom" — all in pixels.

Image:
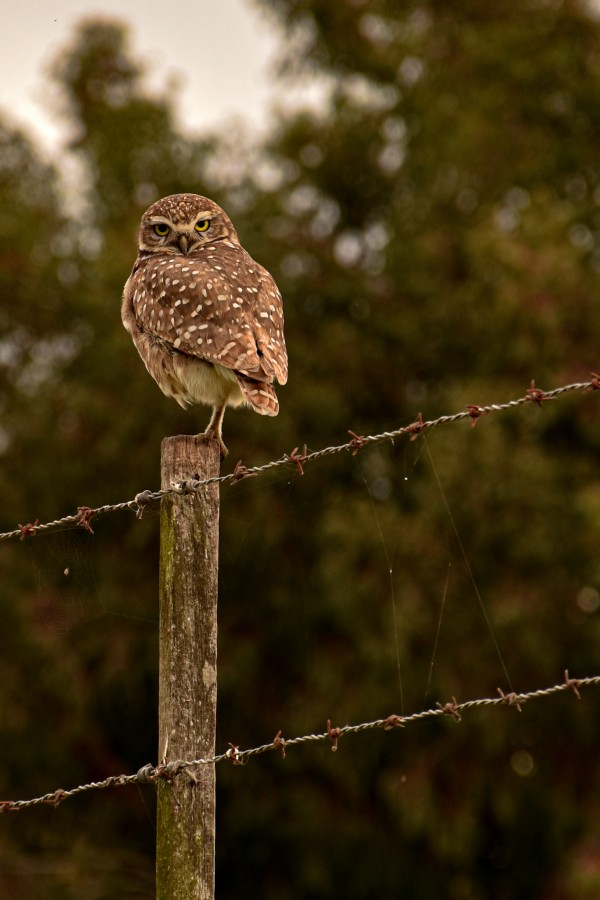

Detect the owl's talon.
[{"left": 197, "top": 430, "right": 228, "bottom": 459}]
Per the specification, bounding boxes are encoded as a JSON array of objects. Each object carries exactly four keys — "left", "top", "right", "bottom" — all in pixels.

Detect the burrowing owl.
[{"left": 122, "top": 193, "right": 287, "bottom": 456}]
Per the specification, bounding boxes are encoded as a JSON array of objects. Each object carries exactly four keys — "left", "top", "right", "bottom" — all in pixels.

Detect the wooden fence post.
[{"left": 156, "top": 435, "right": 220, "bottom": 900}]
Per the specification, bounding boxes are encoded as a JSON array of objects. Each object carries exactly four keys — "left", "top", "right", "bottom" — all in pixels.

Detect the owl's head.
[{"left": 137, "top": 193, "right": 239, "bottom": 256}]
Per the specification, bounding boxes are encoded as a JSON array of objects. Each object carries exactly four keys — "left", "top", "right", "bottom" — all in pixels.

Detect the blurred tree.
[
  {"left": 0, "top": 21, "right": 218, "bottom": 898},
  {"left": 218, "top": 1, "right": 600, "bottom": 897},
  {"left": 1, "top": 3, "right": 600, "bottom": 899}
]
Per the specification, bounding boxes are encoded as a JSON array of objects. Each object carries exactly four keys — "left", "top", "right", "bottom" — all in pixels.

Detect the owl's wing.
[
  {"left": 130, "top": 245, "right": 287, "bottom": 385},
  {"left": 250, "top": 263, "right": 288, "bottom": 386}
]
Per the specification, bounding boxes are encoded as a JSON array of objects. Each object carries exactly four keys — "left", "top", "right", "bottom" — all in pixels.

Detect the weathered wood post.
[{"left": 156, "top": 435, "right": 220, "bottom": 900}]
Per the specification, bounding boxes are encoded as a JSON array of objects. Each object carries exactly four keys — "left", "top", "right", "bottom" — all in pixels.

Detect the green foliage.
[{"left": 1, "top": 4, "right": 600, "bottom": 898}]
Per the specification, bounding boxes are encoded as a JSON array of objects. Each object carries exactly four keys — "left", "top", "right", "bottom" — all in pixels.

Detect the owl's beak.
[{"left": 177, "top": 233, "right": 189, "bottom": 255}]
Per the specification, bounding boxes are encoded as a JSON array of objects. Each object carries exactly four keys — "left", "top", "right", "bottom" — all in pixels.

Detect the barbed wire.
[
  {"left": 1, "top": 670, "right": 596, "bottom": 813},
  {"left": 3, "top": 375, "right": 599, "bottom": 543}
]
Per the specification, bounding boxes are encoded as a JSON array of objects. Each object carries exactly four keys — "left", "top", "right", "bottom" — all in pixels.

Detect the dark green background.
[{"left": 1, "top": 2, "right": 600, "bottom": 896}]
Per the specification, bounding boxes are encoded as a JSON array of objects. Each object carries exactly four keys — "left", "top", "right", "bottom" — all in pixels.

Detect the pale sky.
[{"left": 1, "top": 0, "right": 283, "bottom": 158}]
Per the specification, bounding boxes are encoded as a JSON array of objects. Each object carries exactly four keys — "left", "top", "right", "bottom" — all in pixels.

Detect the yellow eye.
[
  {"left": 195, "top": 219, "right": 210, "bottom": 233},
  {"left": 153, "top": 223, "right": 170, "bottom": 237}
]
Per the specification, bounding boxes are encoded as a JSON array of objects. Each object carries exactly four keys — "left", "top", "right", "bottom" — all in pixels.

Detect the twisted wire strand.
[
  {"left": 2, "top": 378, "right": 598, "bottom": 542},
  {"left": 2, "top": 672, "right": 598, "bottom": 813}
]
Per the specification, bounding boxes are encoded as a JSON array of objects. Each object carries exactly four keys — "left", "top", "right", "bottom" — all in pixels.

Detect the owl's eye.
[
  {"left": 195, "top": 219, "right": 210, "bottom": 233},
  {"left": 152, "top": 223, "right": 170, "bottom": 237}
]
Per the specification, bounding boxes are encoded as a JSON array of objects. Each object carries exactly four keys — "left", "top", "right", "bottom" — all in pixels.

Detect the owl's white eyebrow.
[{"left": 147, "top": 213, "right": 215, "bottom": 226}]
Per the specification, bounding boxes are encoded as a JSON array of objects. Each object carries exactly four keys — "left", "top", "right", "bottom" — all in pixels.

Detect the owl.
[{"left": 121, "top": 193, "right": 288, "bottom": 456}]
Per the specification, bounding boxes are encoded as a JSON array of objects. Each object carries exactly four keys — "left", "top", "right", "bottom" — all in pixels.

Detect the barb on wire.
[
  {"left": 1, "top": 376, "right": 598, "bottom": 543},
  {"left": 2, "top": 671, "right": 599, "bottom": 814}
]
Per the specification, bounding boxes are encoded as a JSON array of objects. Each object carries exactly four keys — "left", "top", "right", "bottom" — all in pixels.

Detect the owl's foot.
[
  {"left": 199, "top": 404, "right": 228, "bottom": 458},
  {"left": 197, "top": 429, "right": 228, "bottom": 459}
]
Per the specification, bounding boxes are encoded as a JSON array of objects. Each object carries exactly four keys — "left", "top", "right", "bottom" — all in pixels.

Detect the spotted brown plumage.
[{"left": 121, "top": 193, "right": 288, "bottom": 456}]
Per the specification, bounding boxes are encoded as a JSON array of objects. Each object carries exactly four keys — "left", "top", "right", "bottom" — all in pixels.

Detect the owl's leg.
[{"left": 199, "top": 403, "right": 228, "bottom": 458}]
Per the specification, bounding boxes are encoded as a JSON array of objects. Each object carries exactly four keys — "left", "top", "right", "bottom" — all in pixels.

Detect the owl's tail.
[{"left": 236, "top": 376, "right": 279, "bottom": 416}]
